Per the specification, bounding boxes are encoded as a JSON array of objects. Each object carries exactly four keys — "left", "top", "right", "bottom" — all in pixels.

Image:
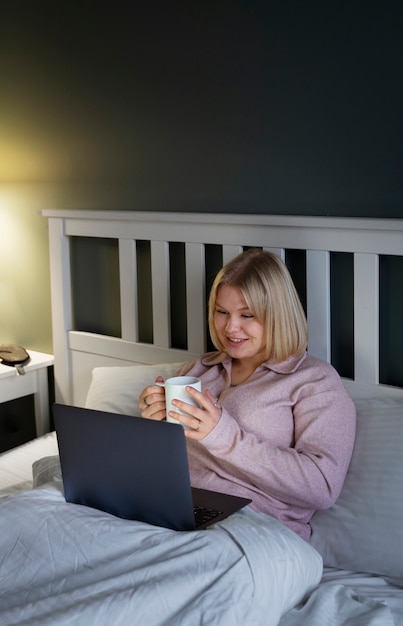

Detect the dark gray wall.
[{"left": 1, "top": 2, "right": 402, "bottom": 216}]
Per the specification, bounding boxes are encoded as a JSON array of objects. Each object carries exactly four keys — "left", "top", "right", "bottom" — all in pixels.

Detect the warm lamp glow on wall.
[
  {"left": 0, "top": 203, "right": 20, "bottom": 255},
  {"left": 0, "top": 128, "right": 62, "bottom": 352},
  {"left": 0, "top": 194, "right": 40, "bottom": 270},
  {"left": 0, "top": 204, "right": 20, "bottom": 333},
  {"left": 0, "top": 134, "right": 70, "bottom": 182},
  {"left": 0, "top": 187, "right": 54, "bottom": 352}
]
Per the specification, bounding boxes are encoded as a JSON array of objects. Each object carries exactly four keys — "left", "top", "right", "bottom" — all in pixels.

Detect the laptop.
[{"left": 53, "top": 403, "right": 251, "bottom": 531}]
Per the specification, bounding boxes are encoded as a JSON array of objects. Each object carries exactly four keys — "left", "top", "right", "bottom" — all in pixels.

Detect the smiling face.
[
  {"left": 208, "top": 249, "right": 308, "bottom": 364},
  {"left": 213, "top": 284, "right": 267, "bottom": 367}
]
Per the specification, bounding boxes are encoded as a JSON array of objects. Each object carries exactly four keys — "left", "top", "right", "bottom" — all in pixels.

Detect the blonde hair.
[{"left": 208, "top": 248, "right": 308, "bottom": 363}]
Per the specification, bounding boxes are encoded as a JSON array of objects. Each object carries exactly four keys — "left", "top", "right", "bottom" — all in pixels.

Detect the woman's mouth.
[{"left": 227, "top": 337, "right": 247, "bottom": 345}]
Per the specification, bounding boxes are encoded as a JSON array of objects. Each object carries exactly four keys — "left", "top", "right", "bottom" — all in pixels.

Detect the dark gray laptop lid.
[{"left": 53, "top": 403, "right": 196, "bottom": 530}]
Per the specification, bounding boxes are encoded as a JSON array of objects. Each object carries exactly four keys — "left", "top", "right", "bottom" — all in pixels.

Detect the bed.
[{"left": 1, "top": 210, "right": 402, "bottom": 625}]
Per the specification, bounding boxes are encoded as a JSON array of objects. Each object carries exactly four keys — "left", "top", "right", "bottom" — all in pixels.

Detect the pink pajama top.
[{"left": 180, "top": 351, "right": 356, "bottom": 541}]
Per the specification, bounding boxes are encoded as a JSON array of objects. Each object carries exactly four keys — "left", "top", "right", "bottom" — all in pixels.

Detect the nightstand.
[{"left": 0, "top": 350, "right": 54, "bottom": 437}]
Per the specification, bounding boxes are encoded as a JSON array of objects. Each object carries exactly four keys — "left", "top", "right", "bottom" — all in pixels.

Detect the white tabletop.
[{"left": 0, "top": 350, "right": 54, "bottom": 379}]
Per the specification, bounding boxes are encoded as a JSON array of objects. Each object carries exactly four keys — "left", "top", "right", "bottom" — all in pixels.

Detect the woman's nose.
[{"left": 226, "top": 316, "right": 240, "bottom": 331}]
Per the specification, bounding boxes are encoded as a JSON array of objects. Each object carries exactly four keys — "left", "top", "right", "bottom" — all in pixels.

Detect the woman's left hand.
[{"left": 169, "top": 387, "right": 222, "bottom": 440}]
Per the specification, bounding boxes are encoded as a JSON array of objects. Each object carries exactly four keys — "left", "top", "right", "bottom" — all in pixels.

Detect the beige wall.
[
  {"left": 0, "top": 184, "right": 54, "bottom": 353},
  {"left": 0, "top": 183, "right": 137, "bottom": 355}
]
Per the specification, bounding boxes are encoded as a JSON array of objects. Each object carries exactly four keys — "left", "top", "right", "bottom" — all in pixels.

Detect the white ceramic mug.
[{"left": 157, "top": 376, "right": 202, "bottom": 428}]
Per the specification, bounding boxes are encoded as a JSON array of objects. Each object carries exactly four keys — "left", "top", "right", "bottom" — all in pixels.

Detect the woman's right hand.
[{"left": 139, "top": 377, "right": 166, "bottom": 420}]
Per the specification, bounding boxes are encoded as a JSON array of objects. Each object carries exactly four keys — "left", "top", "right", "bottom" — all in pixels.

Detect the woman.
[{"left": 139, "top": 248, "right": 356, "bottom": 541}]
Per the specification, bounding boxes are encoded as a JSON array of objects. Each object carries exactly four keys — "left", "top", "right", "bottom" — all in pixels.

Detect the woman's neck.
[{"left": 230, "top": 358, "right": 263, "bottom": 386}]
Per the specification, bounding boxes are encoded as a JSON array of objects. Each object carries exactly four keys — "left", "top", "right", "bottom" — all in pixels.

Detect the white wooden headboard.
[{"left": 42, "top": 210, "right": 403, "bottom": 406}]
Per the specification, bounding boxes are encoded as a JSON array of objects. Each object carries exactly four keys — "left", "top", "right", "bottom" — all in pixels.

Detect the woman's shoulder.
[
  {"left": 294, "top": 354, "right": 354, "bottom": 406},
  {"left": 267, "top": 352, "right": 348, "bottom": 392},
  {"left": 301, "top": 353, "right": 345, "bottom": 379},
  {"left": 269, "top": 351, "right": 341, "bottom": 376}
]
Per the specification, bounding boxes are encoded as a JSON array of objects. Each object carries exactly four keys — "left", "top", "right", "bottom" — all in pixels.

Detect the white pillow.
[
  {"left": 310, "top": 398, "right": 403, "bottom": 585},
  {"left": 85, "top": 362, "right": 184, "bottom": 416}
]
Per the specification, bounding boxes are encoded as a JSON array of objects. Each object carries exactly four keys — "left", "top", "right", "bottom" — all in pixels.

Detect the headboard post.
[{"left": 47, "top": 216, "right": 73, "bottom": 403}]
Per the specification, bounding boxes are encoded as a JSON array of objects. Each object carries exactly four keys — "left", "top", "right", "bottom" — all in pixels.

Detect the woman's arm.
[{"left": 200, "top": 385, "right": 356, "bottom": 510}]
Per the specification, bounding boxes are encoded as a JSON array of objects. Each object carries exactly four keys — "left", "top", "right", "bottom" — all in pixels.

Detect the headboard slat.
[
  {"left": 185, "top": 243, "right": 206, "bottom": 354},
  {"left": 151, "top": 241, "right": 171, "bottom": 348},
  {"left": 354, "top": 253, "right": 379, "bottom": 384},
  {"left": 119, "top": 239, "right": 138, "bottom": 342},
  {"left": 306, "top": 250, "right": 331, "bottom": 363},
  {"left": 222, "top": 245, "right": 243, "bottom": 266},
  {"left": 264, "top": 247, "right": 286, "bottom": 261}
]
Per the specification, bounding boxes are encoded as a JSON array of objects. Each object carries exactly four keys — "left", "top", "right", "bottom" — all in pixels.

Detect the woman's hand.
[
  {"left": 169, "top": 387, "right": 222, "bottom": 440},
  {"left": 139, "top": 377, "right": 166, "bottom": 420}
]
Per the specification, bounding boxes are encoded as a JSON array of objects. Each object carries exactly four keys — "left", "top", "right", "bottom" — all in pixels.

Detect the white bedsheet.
[
  {"left": 0, "top": 431, "right": 58, "bottom": 495},
  {"left": 1, "top": 437, "right": 403, "bottom": 625},
  {"left": 278, "top": 568, "right": 403, "bottom": 626},
  {"left": 0, "top": 483, "right": 322, "bottom": 626}
]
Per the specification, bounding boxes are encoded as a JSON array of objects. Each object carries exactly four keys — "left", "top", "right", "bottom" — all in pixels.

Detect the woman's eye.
[
  {"left": 216, "top": 309, "right": 227, "bottom": 315},
  {"left": 242, "top": 314, "right": 254, "bottom": 319}
]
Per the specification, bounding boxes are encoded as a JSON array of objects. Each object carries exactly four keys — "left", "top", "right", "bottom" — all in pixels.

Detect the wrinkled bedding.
[
  {"left": 1, "top": 441, "right": 403, "bottom": 625},
  {"left": 0, "top": 482, "right": 322, "bottom": 626},
  {"left": 279, "top": 580, "right": 401, "bottom": 626}
]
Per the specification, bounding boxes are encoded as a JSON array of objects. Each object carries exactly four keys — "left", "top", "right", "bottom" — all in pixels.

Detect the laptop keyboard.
[{"left": 193, "top": 505, "right": 223, "bottom": 527}]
